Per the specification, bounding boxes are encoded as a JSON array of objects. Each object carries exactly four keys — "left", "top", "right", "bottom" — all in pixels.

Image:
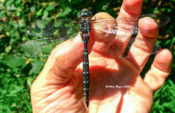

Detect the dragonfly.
[
  {"left": 5, "top": 12, "right": 169, "bottom": 59},
  {"left": 0, "top": 8, "right": 170, "bottom": 107},
  {"left": 79, "top": 8, "right": 92, "bottom": 107}
]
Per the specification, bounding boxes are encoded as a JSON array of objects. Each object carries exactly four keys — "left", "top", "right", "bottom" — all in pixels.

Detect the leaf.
[
  {"left": 171, "top": 36, "right": 175, "bottom": 44},
  {"left": 27, "top": 77, "right": 33, "bottom": 87},
  {"left": 68, "top": 0, "right": 72, "bottom": 2},
  {"left": 42, "top": 10, "right": 49, "bottom": 19},
  {"left": 18, "top": 19, "right": 26, "bottom": 27},
  {"left": 35, "top": 19, "right": 46, "bottom": 29},
  {"left": 29, "top": 61, "right": 45, "bottom": 74},
  {"left": 30, "top": 6, "right": 36, "bottom": 13},
  {"left": 164, "top": 40, "right": 171, "bottom": 45},
  {"left": 36, "top": 8, "right": 43, "bottom": 17},
  {"left": 6, "top": 0, "right": 17, "bottom": 11},
  {"left": 46, "top": 3, "right": 55, "bottom": 11},
  {"left": 58, "top": 7, "right": 72, "bottom": 17},
  {"left": 2, "top": 55, "right": 26, "bottom": 68},
  {"left": 0, "top": 105, "right": 11, "bottom": 113},
  {"left": 102, "top": 3, "right": 109, "bottom": 10},
  {"left": 153, "top": 9, "right": 160, "bottom": 14}
]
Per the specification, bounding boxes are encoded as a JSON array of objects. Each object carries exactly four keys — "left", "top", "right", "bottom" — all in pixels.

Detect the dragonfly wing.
[
  {"left": 123, "top": 37, "right": 162, "bottom": 58},
  {"left": 91, "top": 17, "right": 138, "bottom": 35},
  {"left": 15, "top": 18, "right": 80, "bottom": 59},
  {"left": 139, "top": 14, "right": 171, "bottom": 28},
  {"left": 17, "top": 37, "right": 60, "bottom": 58},
  {"left": 91, "top": 14, "right": 170, "bottom": 36},
  {"left": 123, "top": 14, "right": 169, "bottom": 57},
  {"left": 27, "top": 18, "right": 79, "bottom": 38},
  {"left": 91, "top": 14, "right": 168, "bottom": 58}
]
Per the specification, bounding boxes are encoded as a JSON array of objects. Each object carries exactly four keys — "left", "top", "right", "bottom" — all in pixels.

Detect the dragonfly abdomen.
[{"left": 83, "top": 44, "right": 89, "bottom": 107}]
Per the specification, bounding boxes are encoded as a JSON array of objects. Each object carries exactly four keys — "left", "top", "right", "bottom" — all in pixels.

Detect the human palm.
[{"left": 31, "top": 0, "right": 172, "bottom": 113}]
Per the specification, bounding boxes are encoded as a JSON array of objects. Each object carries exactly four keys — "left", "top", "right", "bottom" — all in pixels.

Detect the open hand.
[{"left": 31, "top": 0, "right": 172, "bottom": 113}]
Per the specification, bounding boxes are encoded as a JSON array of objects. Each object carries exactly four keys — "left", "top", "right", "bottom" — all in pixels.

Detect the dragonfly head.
[{"left": 79, "top": 8, "right": 92, "bottom": 17}]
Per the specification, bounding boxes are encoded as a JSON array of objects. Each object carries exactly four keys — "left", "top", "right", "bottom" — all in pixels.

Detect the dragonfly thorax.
[
  {"left": 80, "top": 17, "right": 91, "bottom": 32},
  {"left": 80, "top": 17, "right": 91, "bottom": 43}
]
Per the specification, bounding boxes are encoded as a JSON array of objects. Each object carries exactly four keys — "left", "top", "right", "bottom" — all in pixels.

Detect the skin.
[{"left": 31, "top": 0, "right": 172, "bottom": 113}]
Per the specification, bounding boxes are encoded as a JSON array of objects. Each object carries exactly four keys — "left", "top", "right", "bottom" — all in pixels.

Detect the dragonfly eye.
[{"left": 79, "top": 8, "right": 92, "bottom": 17}]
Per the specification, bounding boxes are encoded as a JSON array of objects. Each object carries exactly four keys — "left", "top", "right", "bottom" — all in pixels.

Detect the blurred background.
[{"left": 0, "top": 0, "right": 174, "bottom": 112}]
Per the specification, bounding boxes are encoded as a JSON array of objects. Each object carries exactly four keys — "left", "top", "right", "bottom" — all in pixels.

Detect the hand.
[{"left": 31, "top": 0, "right": 172, "bottom": 113}]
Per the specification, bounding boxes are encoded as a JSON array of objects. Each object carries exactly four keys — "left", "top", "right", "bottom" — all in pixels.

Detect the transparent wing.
[
  {"left": 122, "top": 37, "right": 162, "bottom": 58},
  {"left": 92, "top": 13, "right": 170, "bottom": 57},
  {"left": 13, "top": 18, "right": 80, "bottom": 59},
  {"left": 92, "top": 13, "right": 170, "bottom": 35},
  {"left": 27, "top": 18, "right": 79, "bottom": 38},
  {"left": 18, "top": 38, "right": 61, "bottom": 58}
]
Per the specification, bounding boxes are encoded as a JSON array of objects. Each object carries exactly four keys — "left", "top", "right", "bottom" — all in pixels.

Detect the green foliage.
[
  {"left": 151, "top": 79, "right": 175, "bottom": 113},
  {"left": 0, "top": 0, "right": 174, "bottom": 112}
]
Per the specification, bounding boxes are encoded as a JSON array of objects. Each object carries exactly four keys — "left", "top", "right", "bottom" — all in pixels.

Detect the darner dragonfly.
[
  {"left": 0, "top": 8, "right": 170, "bottom": 107},
  {"left": 8, "top": 11, "right": 169, "bottom": 59},
  {"left": 79, "top": 8, "right": 92, "bottom": 107}
]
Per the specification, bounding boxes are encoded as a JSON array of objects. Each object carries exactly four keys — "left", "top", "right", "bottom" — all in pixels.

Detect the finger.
[
  {"left": 91, "top": 12, "right": 117, "bottom": 56},
  {"left": 37, "top": 33, "right": 95, "bottom": 86},
  {"left": 126, "top": 17, "right": 159, "bottom": 71},
  {"left": 91, "top": 0, "right": 143, "bottom": 57},
  {"left": 144, "top": 49, "right": 172, "bottom": 92},
  {"left": 116, "top": 0, "right": 143, "bottom": 50}
]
